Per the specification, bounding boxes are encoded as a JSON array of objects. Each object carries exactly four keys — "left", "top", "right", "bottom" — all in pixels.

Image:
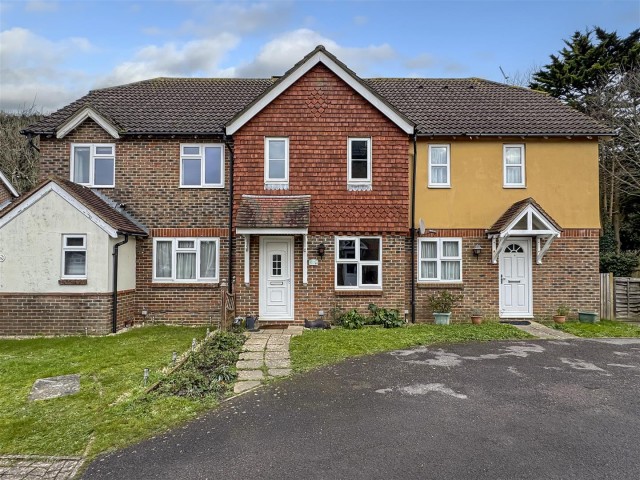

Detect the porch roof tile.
[
  {"left": 488, "top": 197, "right": 562, "bottom": 234},
  {"left": 237, "top": 195, "right": 311, "bottom": 229}
]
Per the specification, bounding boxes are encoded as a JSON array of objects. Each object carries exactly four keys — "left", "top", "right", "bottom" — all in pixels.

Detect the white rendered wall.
[{"left": 108, "top": 236, "right": 136, "bottom": 291}]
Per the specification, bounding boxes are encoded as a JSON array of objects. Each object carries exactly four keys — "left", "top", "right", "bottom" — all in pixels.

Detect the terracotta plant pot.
[
  {"left": 471, "top": 316, "right": 482, "bottom": 325},
  {"left": 553, "top": 315, "right": 566, "bottom": 324}
]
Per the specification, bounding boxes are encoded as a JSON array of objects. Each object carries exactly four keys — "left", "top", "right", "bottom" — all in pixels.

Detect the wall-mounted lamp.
[
  {"left": 472, "top": 244, "right": 483, "bottom": 257},
  {"left": 317, "top": 243, "right": 326, "bottom": 258}
]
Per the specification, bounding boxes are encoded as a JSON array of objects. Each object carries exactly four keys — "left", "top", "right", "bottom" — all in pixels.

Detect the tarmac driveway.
[{"left": 83, "top": 338, "right": 640, "bottom": 480}]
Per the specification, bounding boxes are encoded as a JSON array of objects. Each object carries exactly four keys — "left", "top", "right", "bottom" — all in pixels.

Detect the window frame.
[
  {"left": 334, "top": 236, "right": 383, "bottom": 290},
  {"left": 179, "top": 143, "right": 225, "bottom": 188},
  {"left": 417, "top": 237, "right": 463, "bottom": 283},
  {"left": 61, "top": 234, "right": 87, "bottom": 279},
  {"left": 152, "top": 237, "right": 220, "bottom": 283},
  {"left": 70, "top": 143, "right": 116, "bottom": 188},
  {"left": 428, "top": 144, "right": 451, "bottom": 188},
  {"left": 264, "top": 137, "right": 289, "bottom": 186},
  {"left": 347, "top": 137, "right": 372, "bottom": 185},
  {"left": 503, "top": 144, "right": 526, "bottom": 188}
]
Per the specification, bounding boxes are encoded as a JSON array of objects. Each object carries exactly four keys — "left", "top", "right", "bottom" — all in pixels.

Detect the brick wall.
[
  {"left": 233, "top": 63, "right": 409, "bottom": 234},
  {"left": 0, "top": 182, "right": 14, "bottom": 205},
  {"left": 235, "top": 234, "right": 406, "bottom": 325},
  {"left": 413, "top": 229, "right": 600, "bottom": 322}
]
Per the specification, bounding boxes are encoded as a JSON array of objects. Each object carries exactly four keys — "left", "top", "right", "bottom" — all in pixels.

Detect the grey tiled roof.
[
  {"left": 488, "top": 197, "right": 562, "bottom": 234},
  {"left": 24, "top": 73, "right": 611, "bottom": 137}
]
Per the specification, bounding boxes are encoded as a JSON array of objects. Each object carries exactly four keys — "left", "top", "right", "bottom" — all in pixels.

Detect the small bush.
[
  {"left": 155, "top": 331, "right": 245, "bottom": 398},
  {"left": 427, "top": 291, "right": 463, "bottom": 313},
  {"left": 368, "top": 303, "right": 404, "bottom": 328},
  {"left": 338, "top": 309, "right": 367, "bottom": 329},
  {"left": 600, "top": 251, "right": 639, "bottom": 277}
]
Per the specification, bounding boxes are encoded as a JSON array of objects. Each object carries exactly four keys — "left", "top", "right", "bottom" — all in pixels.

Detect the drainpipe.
[
  {"left": 112, "top": 233, "right": 129, "bottom": 333},
  {"left": 224, "top": 135, "right": 235, "bottom": 293},
  {"left": 410, "top": 133, "right": 417, "bottom": 323}
]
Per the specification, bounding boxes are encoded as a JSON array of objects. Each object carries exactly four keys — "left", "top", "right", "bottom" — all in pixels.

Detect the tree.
[
  {"left": 0, "top": 108, "right": 42, "bottom": 194},
  {"left": 530, "top": 28, "right": 640, "bottom": 262}
]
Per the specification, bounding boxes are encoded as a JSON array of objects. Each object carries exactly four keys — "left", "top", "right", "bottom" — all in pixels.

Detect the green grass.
[
  {"left": 548, "top": 320, "right": 640, "bottom": 338},
  {"left": 0, "top": 325, "right": 213, "bottom": 458},
  {"left": 290, "top": 323, "right": 533, "bottom": 372}
]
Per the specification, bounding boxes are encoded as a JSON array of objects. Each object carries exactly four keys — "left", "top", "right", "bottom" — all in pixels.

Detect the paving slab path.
[
  {"left": 509, "top": 320, "right": 578, "bottom": 339},
  {"left": 233, "top": 326, "right": 303, "bottom": 394},
  {"left": 0, "top": 455, "right": 83, "bottom": 480}
]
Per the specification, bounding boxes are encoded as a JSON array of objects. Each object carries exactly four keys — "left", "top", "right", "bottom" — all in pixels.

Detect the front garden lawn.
[
  {"left": 0, "top": 325, "right": 213, "bottom": 458},
  {"left": 549, "top": 320, "right": 640, "bottom": 338},
  {"left": 290, "top": 323, "right": 533, "bottom": 372}
]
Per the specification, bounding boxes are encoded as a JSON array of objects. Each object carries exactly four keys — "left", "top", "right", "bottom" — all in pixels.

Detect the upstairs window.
[
  {"left": 180, "top": 144, "right": 224, "bottom": 188},
  {"left": 62, "top": 234, "right": 87, "bottom": 278},
  {"left": 503, "top": 144, "right": 525, "bottom": 187},
  {"left": 153, "top": 238, "right": 219, "bottom": 283},
  {"left": 347, "top": 138, "right": 372, "bottom": 187},
  {"left": 71, "top": 144, "right": 115, "bottom": 187},
  {"left": 428, "top": 145, "right": 450, "bottom": 188},
  {"left": 335, "top": 237, "right": 382, "bottom": 289},
  {"left": 418, "top": 238, "right": 462, "bottom": 282},
  {"left": 265, "top": 137, "right": 289, "bottom": 188}
]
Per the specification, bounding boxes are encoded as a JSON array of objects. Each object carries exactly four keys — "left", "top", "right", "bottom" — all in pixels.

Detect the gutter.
[
  {"left": 415, "top": 132, "right": 613, "bottom": 138},
  {"left": 223, "top": 135, "right": 235, "bottom": 293},
  {"left": 410, "top": 132, "right": 417, "bottom": 324},
  {"left": 112, "top": 233, "right": 129, "bottom": 333}
]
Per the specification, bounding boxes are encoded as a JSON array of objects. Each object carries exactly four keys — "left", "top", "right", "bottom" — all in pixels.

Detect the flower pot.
[
  {"left": 578, "top": 311, "right": 599, "bottom": 323},
  {"left": 433, "top": 312, "right": 451, "bottom": 325},
  {"left": 553, "top": 315, "right": 566, "bottom": 324},
  {"left": 471, "top": 316, "right": 482, "bottom": 325}
]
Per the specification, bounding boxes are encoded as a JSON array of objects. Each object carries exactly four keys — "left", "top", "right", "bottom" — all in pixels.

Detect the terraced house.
[{"left": 0, "top": 46, "right": 610, "bottom": 335}]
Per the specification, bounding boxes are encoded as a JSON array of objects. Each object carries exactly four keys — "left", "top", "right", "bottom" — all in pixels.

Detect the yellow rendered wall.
[{"left": 413, "top": 138, "right": 600, "bottom": 229}]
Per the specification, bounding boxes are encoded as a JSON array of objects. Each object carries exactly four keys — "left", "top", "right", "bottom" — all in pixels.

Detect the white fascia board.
[
  {"left": 502, "top": 205, "right": 560, "bottom": 236},
  {"left": 236, "top": 227, "right": 308, "bottom": 235},
  {"left": 0, "top": 183, "right": 118, "bottom": 238},
  {"left": 56, "top": 107, "right": 120, "bottom": 139},
  {"left": 0, "top": 171, "right": 19, "bottom": 197},
  {"left": 226, "top": 51, "right": 414, "bottom": 135}
]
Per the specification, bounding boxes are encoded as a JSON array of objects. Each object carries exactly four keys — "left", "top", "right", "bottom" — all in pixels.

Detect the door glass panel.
[{"left": 272, "top": 254, "right": 282, "bottom": 276}]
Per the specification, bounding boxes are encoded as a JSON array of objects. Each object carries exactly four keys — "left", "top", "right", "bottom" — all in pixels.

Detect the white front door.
[
  {"left": 499, "top": 239, "right": 532, "bottom": 318},
  {"left": 259, "top": 237, "right": 294, "bottom": 320}
]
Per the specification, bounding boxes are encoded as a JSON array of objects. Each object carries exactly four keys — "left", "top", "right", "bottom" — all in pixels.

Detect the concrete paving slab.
[
  {"left": 236, "top": 360, "right": 264, "bottom": 370},
  {"left": 268, "top": 368, "right": 292, "bottom": 377},
  {"left": 233, "top": 381, "right": 261, "bottom": 394},
  {"left": 239, "top": 352, "right": 264, "bottom": 360},
  {"left": 265, "top": 351, "right": 289, "bottom": 360},
  {"left": 265, "top": 359, "right": 291, "bottom": 369},
  {"left": 237, "top": 370, "right": 264, "bottom": 381},
  {"left": 244, "top": 344, "right": 266, "bottom": 352},
  {"left": 510, "top": 321, "right": 577, "bottom": 340},
  {"left": 28, "top": 375, "right": 80, "bottom": 401}
]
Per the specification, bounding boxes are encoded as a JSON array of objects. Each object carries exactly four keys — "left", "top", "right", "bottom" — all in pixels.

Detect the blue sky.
[{"left": 1, "top": 0, "right": 638, "bottom": 112}]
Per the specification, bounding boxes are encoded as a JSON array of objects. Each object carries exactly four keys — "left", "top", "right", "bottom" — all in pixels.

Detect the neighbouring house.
[
  {"left": 0, "top": 45, "right": 610, "bottom": 335},
  {"left": 0, "top": 171, "right": 19, "bottom": 210}
]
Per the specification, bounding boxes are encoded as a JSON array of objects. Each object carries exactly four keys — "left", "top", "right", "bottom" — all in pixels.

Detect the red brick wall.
[
  {"left": 0, "top": 293, "right": 112, "bottom": 335},
  {"left": 233, "top": 63, "right": 409, "bottom": 234},
  {"left": 235, "top": 234, "right": 407, "bottom": 325},
  {"left": 0, "top": 182, "right": 14, "bottom": 205},
  {"left": 413, "top": 229, "right": 600, "bottom": 322}
]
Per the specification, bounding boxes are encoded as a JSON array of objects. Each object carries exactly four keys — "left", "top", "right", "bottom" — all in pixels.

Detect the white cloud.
[
  {"left": 234, "top": 29, "right": 395, "bottom": 77},
  {"left": 0, "top": 28, "right": 94, "bottom": 111},
  {"left": 405, "top": 53, "right": 436, "bottom": 70},
  {"left": 24, "top": 1, "right": 58, "bottom": 12},
  {"left": 98, "top": 34, "right": 240, "bottom": 87}
]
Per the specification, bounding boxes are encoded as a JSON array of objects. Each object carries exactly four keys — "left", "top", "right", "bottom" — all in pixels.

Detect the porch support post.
[
  {"left": 302, "top": 234, "right": 308, "bottom": 285},
  {"left": 491, "top": 235, "right": 508, "bottom": 264},
  {"left": 536, "top": 234, "right": 556, "bottom": 264},
  {"left": 243, "top": 234, "right": 250, "bottom": 284}
]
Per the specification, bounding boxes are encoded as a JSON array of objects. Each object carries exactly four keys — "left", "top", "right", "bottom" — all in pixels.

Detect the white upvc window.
[
  {"left": 503, "top": 144, "right": 525, "bottom": 188},
  {"left": 153, "top": 238, "right": 219, "bottom": 283},
  {"left": 70, "top": 144, "right": 115, "bottom": 187},
  {"left": 418, "top": 238, "right": 462, "bottom": 282},
  {"left": 335, "top": 236, "right": 382, "bottom": 289},
  {"left": 428, "top": 144, "right": 450, "bottom": 188},
  {"left": 265, "top": 137, "right": 289, "bottom": 187},
  {"left": 180, "top": 144, "right": 224, "bottom": 188},
  {"left": 61, "top": 234, "right": 87, "bottom": 279},
  {"left": 347, "top": 137, "right": 372, "bottom": 185}
]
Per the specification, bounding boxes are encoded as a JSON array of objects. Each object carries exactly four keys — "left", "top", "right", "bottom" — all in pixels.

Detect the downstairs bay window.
[
  {"left": 335, "top": 237, "right": 382, "bottom": 289},
  {"left": 418, "top": 238, "right": 462, "bottom": 282},
  {"left": 153, "top": 238, "right": 219, "bottom": 283}
]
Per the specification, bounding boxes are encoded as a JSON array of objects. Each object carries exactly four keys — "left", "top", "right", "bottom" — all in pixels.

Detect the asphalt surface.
[{"left": 83, "top": 338, "right": 640, "bottom": 480}]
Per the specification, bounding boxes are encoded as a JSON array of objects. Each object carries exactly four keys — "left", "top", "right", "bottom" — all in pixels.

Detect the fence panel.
[
  {"left": 614, "top": 277, "right": 640, "bottom": 320},
  {"left": 600, "top": 273, "right": 614, "bottom": 320}
]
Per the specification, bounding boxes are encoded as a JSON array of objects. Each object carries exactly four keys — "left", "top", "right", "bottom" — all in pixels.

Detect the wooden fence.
[{"left": 601, "top": 274, "right": 640, "bottom": 321}]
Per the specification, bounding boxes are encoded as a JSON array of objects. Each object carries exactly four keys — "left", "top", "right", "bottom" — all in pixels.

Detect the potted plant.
[
  {"left": 427, "top": 291, "right": 462, "bottom": 325},
  {"left": 470, "top": 308, "right": 483, "bottom": 325},
  {"left": 553, "top": 305, "right": 570, "bottom": 324}
]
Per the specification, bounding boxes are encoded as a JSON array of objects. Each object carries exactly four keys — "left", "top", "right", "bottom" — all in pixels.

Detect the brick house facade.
[{"left": 1, "top": 45, "right": 610, "bottom": 335}]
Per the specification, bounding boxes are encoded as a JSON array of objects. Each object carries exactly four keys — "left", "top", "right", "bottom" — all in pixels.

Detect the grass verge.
[
  {"left": 548, "top": 320, "right": 640, "bottom": 338},
  {"left": 290, "top": 323, "right": 533, "bottom": 372},
  {"left": 0, "top": 325, "right": 217, "bottom": 459}
]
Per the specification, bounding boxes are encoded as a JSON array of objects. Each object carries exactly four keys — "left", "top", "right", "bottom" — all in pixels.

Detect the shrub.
[
  {"left": 367, "top": 303, "right": 404, "bottom": 328},
  {"left": 556, "top": 304, "right": 570, "bottom": 316},
  {"left": 427, "top": 291, "right": 463, "bottom": 313},
  {"left": 600, "top": 251, "right": 639, "bottom": 277},
  {"left": 338, "top": 309, "right": 366, "bottom": 329}
]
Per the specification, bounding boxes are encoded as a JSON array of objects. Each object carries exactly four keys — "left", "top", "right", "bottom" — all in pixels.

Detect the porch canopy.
[
  {"left": 487, "top": 197, "right": 561, "bottom": 264},
  {"left": 236, "top": 194, "right": 311, "bottom": 284}
]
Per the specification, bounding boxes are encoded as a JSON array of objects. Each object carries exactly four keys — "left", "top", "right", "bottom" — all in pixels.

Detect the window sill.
[
  {"left": 347, "top": 183, "right": 372, "bottom": 192},
  {"left": 417, "top": 282, "right": 463, "bottom": 290},
  {"left": 503, "top": 185, "right": 526, "bottom": 189},
  {"left": 179, "top": 185, "right": 225, "bottom": 189},
  {"left": 264, "top": 183, "right": 289, "bottom": 190},
  {"left": 74, "top": 183, "right": 114, "bottom": 189},
  {"left": 335, "top": 289, "right": 383, "bottom": 296},
  {"left": 59, "top": 279, "right": 87, "bottom": 286},
  {"left": 427, "top": 185, "right": 451, "bottom": 189},
  {"left": 151, "top": 282, "right": 220, "bottom": 289}
]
